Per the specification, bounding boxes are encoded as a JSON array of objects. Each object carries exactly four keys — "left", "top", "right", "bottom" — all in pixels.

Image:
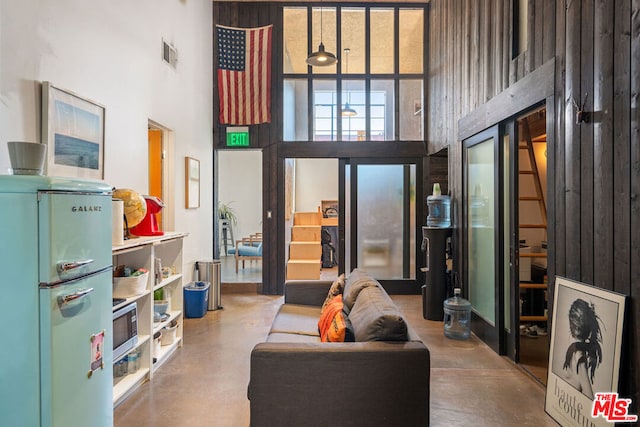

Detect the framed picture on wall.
[
  {"left": 545, "top": 276, "right": 633, "bottom": 426},
  {"left": 41, "top": 82, "right": 105, "bottom": 180},
  {"left": 185, "top": 156, "right": 200, "bottom": 209}
]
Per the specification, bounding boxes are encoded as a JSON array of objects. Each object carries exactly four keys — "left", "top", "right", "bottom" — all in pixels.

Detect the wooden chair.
[{"left": 234, "top": 233, "right": 263, "bottom": 273}]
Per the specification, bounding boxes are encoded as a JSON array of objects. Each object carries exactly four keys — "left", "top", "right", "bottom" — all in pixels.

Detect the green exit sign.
[{"left": 226, "top": 127, "right": 249, "bottom": 147}]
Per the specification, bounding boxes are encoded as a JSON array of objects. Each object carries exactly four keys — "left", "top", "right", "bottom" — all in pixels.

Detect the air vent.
[{"left": 162, "top": 39, "right": 178, "bottom": 68}]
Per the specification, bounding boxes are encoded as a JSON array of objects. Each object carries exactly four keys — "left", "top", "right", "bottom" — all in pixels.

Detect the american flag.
[{"left": 216, "top": 24, "right": 272, "bottom": 125}]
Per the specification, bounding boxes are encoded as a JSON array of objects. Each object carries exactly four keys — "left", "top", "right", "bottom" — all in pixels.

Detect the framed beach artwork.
[
  {"left": 41, "top": 82, "right": 105, "bottom": 180},
  {"left": 545, "top": 276, "right": 632, "bottom": 426}
]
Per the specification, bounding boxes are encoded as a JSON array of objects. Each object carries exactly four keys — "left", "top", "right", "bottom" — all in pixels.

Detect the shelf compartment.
[
  {"left": 113, "top": 334, "right": 151, "bottom": 364},
  {"left": 153, "top": 273, "right": 182, "bottom": 291},
  {"left": 152, "top": 310, "right": 182, "bottom": 335},
  {"left": 112, "top": 290, "right": 151, "bottom": 312},
  {"left": 113, "top": 367, "right": 150, "bottom": 405},
  {"left": 152, "top": 337, "right": 181, "bottom": 372}
]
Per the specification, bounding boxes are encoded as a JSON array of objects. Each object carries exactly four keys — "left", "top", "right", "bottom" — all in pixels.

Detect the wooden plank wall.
[
  {"left": 428, "top": 0, "right": 639, "bottom": 407},
  {"left": 556, "top": 0, "right": 638, "bottom": 405}
]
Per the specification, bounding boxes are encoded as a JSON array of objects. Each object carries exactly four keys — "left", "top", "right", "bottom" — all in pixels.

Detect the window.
[
  {"left": 313, "top": 87, "right": 337, "bottom": 141},
  {"left": 283, "top": 5, "right": 426, "bottom": 142}
]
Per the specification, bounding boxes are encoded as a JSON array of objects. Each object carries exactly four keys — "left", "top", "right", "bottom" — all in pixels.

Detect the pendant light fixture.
[
  {"left": 341, "top": 48, "right": 357, "bottom": 116},
  {"left": 306, "top": 2, "right": 337, "bottom": 67}
]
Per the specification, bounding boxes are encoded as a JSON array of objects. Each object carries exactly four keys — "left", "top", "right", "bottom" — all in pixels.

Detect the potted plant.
[{"left": 218, "top": 201, "right": 238, "bottom": 226}]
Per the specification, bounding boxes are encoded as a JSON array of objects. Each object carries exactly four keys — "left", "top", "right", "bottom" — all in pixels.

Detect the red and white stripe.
[{"left": 217, "top": 25, "right": 272, "bottom": 125}]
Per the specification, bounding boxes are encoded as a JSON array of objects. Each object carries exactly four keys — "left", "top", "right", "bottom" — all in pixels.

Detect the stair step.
[
  {"left": 289, "top": 242, "right": 322, "bottom": 259},
  {"left": 293, "top": 212, "right": 321, "bottom": 226},
  {"left": 286, "top": 260, "right": 321, "bottom": 280},
  {"left": 520, "top": 196, "right": 542, "bottom": 201},
  {"left": 292, "top": 225, "right": 321, "bottom": 242}
]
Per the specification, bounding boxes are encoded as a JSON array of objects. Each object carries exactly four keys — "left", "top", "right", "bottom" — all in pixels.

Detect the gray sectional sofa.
[{"left": 248, "top": 269, "right": 430, "bottom": 427}]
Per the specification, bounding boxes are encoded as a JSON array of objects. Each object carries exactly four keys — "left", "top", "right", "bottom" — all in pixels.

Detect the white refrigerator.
[{"left": 0, "top": 175, "right": 113, "bottom": 427}]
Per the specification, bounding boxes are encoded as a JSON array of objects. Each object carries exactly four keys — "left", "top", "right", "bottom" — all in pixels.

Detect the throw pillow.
[
  {"left": 317, "top": 295, "right": 355, "bottom": 342},
  {"left": 318, "top": 294, "right": 343, "bottom": 339},
  {"left": 324, "top": 307, "right": 355, "bottom": 342},
  {"left": 321, "top": 274, "right": 345, "bottom": 312}
]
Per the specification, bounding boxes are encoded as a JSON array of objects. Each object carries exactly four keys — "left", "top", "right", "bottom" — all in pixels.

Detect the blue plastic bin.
[{"left": 184, "top": 281, "right": 210, "bottom": 318}]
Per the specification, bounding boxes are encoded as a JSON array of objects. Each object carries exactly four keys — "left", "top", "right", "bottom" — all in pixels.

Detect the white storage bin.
[
  {"left": 113, "top": 272, "right": 149, "bottom": 298},
  {"left": 161, "top": 323, "right": 178, "bottom": 346},
  {"left": 152, "top": 331, "right": 162, "bottom": 358}
]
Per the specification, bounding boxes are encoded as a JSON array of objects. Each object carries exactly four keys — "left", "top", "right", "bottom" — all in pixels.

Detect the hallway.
[{"left": 114, "top": 290, "right": 557, "bottom": 426}]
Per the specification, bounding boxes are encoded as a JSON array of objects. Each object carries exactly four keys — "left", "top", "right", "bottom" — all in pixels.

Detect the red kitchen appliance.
[{"left": 130, "top": 195, "right": 165, "bottom": 236}]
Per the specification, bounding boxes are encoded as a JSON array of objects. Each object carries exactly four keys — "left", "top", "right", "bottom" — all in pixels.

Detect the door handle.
[
  {"left": 57, "top": 259, "right": 94, "bottom": 274},
  {"left": 58, "top": 288, "right": 94, "bottom": 305}
]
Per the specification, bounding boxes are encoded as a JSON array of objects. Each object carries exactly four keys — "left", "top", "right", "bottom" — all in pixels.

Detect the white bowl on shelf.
[{"left": 154, "top": 299, "right": 169, "bottom": 316}]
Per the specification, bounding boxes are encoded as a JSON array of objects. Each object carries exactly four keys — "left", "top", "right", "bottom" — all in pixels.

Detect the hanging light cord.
[{"left": 319, "top": 3, "right": 323, "bottom": 43}]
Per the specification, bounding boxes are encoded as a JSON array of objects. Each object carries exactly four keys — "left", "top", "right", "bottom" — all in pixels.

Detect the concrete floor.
[{"left": 114, "top": 290, "right": 558, "bottom": 427}]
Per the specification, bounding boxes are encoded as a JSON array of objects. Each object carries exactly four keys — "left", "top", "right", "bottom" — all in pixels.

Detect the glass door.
[
  {"left": 344, "top": 159, "right": 421, "bottom": 293},
  {"left": 463, "top": 125, "right": 503, "bottom": 353}
]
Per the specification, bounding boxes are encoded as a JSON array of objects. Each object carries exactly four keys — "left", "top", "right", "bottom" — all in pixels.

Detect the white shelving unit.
[{"left": 111, "top": 232, "right": 187, "bottom": 406}]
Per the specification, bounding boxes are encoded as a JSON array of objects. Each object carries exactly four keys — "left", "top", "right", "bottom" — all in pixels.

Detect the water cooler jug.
[{"left": 443, "top": 288, "right": 471, "bottom": 339}]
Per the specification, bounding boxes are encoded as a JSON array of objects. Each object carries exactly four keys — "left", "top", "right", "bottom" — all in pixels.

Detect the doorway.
[
  {"left": 283, "top": 158, "right": 339, "bottom": 282},
  {"left": 514, "top": 107, "right": 549, "bottom": 384},
  {"left": 462, "top": 106, "right": 549, "bottom": 375},
  {"left": 343, "top": 159, "right": 422, "bottom": 293},
  {"left": 147, "top": 121, "right": 175, "bottom": 231},
  {"left": 217, "top": 150, "right": 263, "bottom": 285}
]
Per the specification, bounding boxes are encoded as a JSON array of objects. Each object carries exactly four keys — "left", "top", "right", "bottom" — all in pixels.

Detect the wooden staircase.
[
  {"left": 519, "top": 116, "right": 548, "bottom": 322},
  {"left": 286, "top": 211, "right": 322, "bottom": 280},
  {"left": 519, "top": 118, "right": 547, "bottom": 232}
]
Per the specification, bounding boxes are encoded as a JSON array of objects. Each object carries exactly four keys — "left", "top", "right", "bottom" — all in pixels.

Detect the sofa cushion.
[
  {"left": 270, "top": 304, "right": 321, "bottom": 337},
  {"left": 266, "top": 332, "right": 321, "bottom": 343},
  {"left": 321, "top": 274, "right": 345, "bottom": 311},
  {"left": 237, "top": 242, "right": 262, "bottom": 256},
  {"left": 342, "top": 268, "right": 377, "bottom": 310},
  {"left": 348, "top": 285, "right": 408, "bottom": 342}
]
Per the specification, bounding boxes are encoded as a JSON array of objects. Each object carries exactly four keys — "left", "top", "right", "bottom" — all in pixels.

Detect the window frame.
[{"left": 282, "top": 4, "right": 427, "bottom": 143}]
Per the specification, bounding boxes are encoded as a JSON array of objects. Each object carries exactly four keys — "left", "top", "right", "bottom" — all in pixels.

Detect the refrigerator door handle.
[
  {"left": 57, "top": 259, "right": 94, "bottom": 274},
  {"left": 40, "top": 265, "right": 112, "bottom": 289},
  {"left": 57, "top": 288, "right": 94, "bottom": 305}
]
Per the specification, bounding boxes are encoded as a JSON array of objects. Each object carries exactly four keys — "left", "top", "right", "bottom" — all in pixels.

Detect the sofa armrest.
[
  {"left": 248, "top": 342, "right": 430, "bottom": 427},
  {"left": 283, "top": 280, "right": 333, "bottom": 306}
]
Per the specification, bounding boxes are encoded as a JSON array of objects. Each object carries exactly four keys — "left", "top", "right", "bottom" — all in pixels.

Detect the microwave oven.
[{"left": 113, "top": 302, "right": 138, "bottom": 361}]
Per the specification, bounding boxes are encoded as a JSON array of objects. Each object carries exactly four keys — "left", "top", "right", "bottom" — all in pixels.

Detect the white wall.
[
  {"left": 294, "top": 158, "right": 339, "bottom": 212},
  {"left": 218, "top": 150, "right": 262, "bottom": 245},
  {"left": 0, "top": 0, "right": 214, "bottom": 272}
]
